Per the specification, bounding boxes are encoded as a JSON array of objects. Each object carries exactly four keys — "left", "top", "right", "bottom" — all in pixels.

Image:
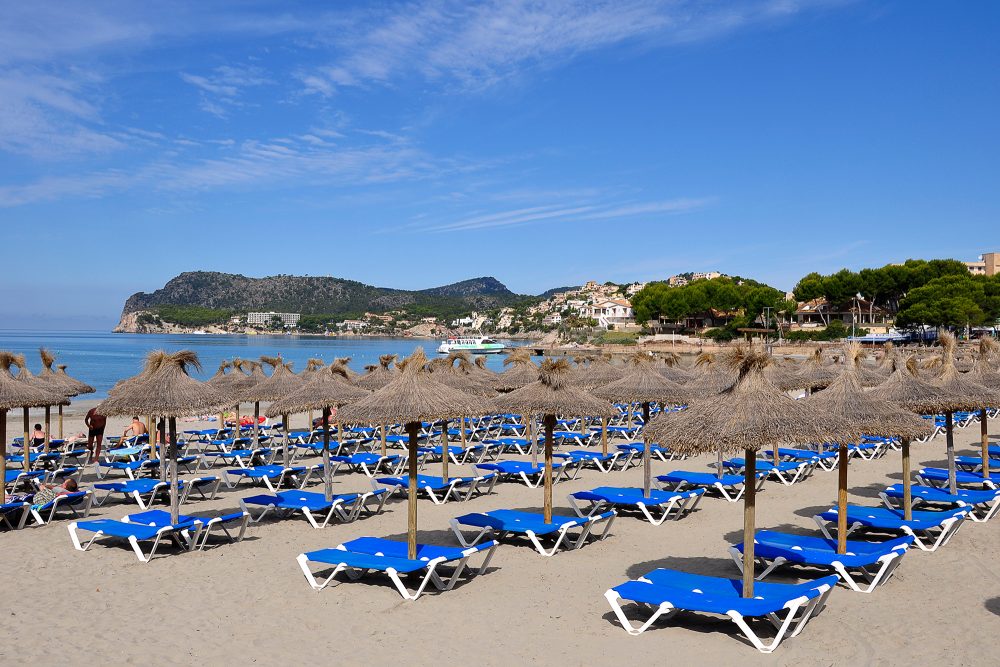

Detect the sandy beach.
[{"left": 4, "top": 406, "right": 1000, "bottom": 666}]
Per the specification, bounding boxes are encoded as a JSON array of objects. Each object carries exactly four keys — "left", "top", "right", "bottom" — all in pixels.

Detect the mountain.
[{"left": 117, "top": 271, "right": 529, "bottom": 331}]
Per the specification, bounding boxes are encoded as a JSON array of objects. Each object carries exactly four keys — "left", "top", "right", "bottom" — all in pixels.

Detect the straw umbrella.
[
  {"left": 357, "top": 354, "right": 400, "bottom": 454},
  {"left": 969, "top": 338, "right": 1000, "bottom": 477},
  {"left": 13, "top": 354, "right": 70, "bottom": 463},
  {"left": 644, "top": 348, "right": 855, "bottom": 597},
  {"left": 301, "top": 358, "right": 326, "bottom": 428},
  {"left": 658, "top": 352, "right": 692, "bottom": 385},
  {"left": 491, "top": 358, "right": 614, "bottom": 523},
  {"left": 429, "top": 353, "right": 498, "bottom": 480},
  {"left": 242, "top": 357, "right": 305, "bottom": 467},
  {"left": 338, "top": 348, "right": 491, "bottom": 558},
  {"left": 0, "top": 352, "right": 68, "bottom": 473},
  {"left": 684, "top": 352, "right": 736, "bottom": 397},
  {"left": 267, "top": 363, "right": 369, "bottom": 501},
  {"left": 96, "top": 351, "right": 230, "bottom": 523},
  {"left": 38, "top": 348, "right": 94, "bottom": 438},
  {"left": 494, "top": 348, "right": 538, "bottom": 392},
  {"left": 869, "top": 355, "right": 954, "bottom": 518},
  {"left": 593, "top": 353, "right": 689, "bottom": 492},
  {"left": 806, "top": 343, "right": 931, "bottom": 552},
  {"left": 797, "top": 348, "right": 839, "bottom": 393},
  {"left": 335, "top": 357, "right": 360, "bottom": 382},
  {"left": 931, "top": 332, "right": 999, "bottom": 494}
]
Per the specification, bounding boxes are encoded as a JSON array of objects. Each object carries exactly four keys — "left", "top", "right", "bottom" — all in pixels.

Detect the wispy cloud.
[
  {"left": 180, "top": 64, "right": 271, "bottom": 117},
  {"left": 417, "top": 196, "right": 712, "bottom": 233},
  {"left": 302, "top": 0, "right": 847, "bottom": 94}
]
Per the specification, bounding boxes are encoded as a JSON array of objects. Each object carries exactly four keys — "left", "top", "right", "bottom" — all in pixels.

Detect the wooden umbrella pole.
[
  {"left": 234, "top": 403, "right": 240, "bottom": 438},
  {"left": 627, "top": 404, "right": 633, "bottom": 428},
  {"left": 529, "top": 414, "right": 537, "bottom": 466},
  {"left": 146, "top": 415, "right": 154, "bottom": 458},
  {"left": 158, "top": 418, "right": 167, "bottom": 482},
  {"left": 742, "top": 450, "right": 756, "bottom": 598},
  {"left": 600, "top": 416, "right": 607, "bottom": 455},
  {"left": 579, "top": 415, "right": 586, "bottom": 436},
  {"left": 406, "top": 422, "right": 420, "bottom": 560},
  {"left": 982, "top": 409, "right": 990, "bottom": 479},
  {"left": 441, "top": 418, "right": 449, "bottom": 482},
  {"left": 283, "top": 413, "right": 291, "bottom": 468},
  {"left": 43, "top": 405, "right": 51, "bottom": 454},
  {"left": 543, "top": 414, "right": 555, "bottom": 524},
  {"left": 836, "top": 444, "right": 849, "bottom": 554},
  {"left": 380, "top": 424, "right": 387, "bottom": 456},
  {"left": 58, "top": 404, "right": 64, "bottom": 439},
  {"left": 22, "top": 408, "right": 29, "bottom": 473},
  {"left": 168, "top": 417, "right": 179, "bottom": 525},
  {"left": 460, "top": 415, "right": 467, "bottom": 448},
  {"left": 642, "top": 402, "right": 651, "bottom": 496},
  {"left": 901, "top": 438, "right": 912, "bottom": 521},
  {"left": 322, "top": 407, "right": 332, "bottom": 502},
  {"left": 253, "top": 402, "right": 261, "bottom": 447},
  {"left": 945, "top": 411, "right": 957, "bottom": 495},
  {"left": 0, "top": 410, "right": 6, "bottom": 467}
]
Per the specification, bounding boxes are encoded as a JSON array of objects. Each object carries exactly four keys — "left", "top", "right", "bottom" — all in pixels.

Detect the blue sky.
[{"left": 1, "top": 0, "right": 997, "bottom": 329}]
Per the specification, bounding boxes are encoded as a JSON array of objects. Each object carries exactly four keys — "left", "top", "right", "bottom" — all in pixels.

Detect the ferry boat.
[{"left": 437, "top": 336, "right": 506, "bottom": 355}]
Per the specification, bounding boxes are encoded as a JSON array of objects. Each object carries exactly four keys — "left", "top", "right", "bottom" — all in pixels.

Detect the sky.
[{"left": 0, "top": 0, "right": 998, "bottom": 330}]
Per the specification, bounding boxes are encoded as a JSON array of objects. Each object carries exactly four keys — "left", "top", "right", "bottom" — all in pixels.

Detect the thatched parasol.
[
  {"left": 14, "top": 354, "right": 70, "bottom": 462},
  {"left": 764, "top": 357, "right": 804, "bottom": 392},
  {"left": 806, "top": 343, "right": 932, "bottom": 547},
  {"left": 932, "top": 332, "right": 1000, "bottom": 493},
  {"left": 969, "top": 338, "right": 1000, "bottom": 477},
  {"left": 356, "top": 354, "right": 399, "bottom": 391},
  {"left": 338, "top": 348, "right": 492, "bottom": 558},
  {"left": 491, "top": 358, "right": 614, "bottom": 523},
  {"left": 428, "top": 353, "right": 500, "bottom": 478},
  {"left": 0, "top": 352, "right": 69, "bottom": 472},
  {"left": 96, "top": 351, "right": 230, "bottom": 523},
  {"left": 578, "top": 354, "right": 624, "bottom": 389},
  {"left": 644, "top": 348, "right": 856, "bottom": 597},
  {"left": 658, "top": 352, "right": 692, "bottom": 385},
  {"left": 38, "top": 348, "right": 94, "bottom": 439},
  {"left": 593, "top": 353, "right": 689, "bottom": 492},
  {"left": 267, "top": 363, "right": 370, "bottom": 501},
  {"left": 796, "top": 348, "right": 840, "bottom": 391},
  {"left": 335, "top": 356, "right": 360, "bottom": 382},
  {"left": 242, "top": 356, "right": 305, "bottom": 464},
  {"left": 494, "top": 348, "right": 539, "bottom": 392},
  {"left": 683, "top": 352, "right": 736, "bottom": 398}
]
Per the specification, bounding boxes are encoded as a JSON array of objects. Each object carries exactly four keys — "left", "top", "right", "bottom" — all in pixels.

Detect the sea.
[{"left": 0, "top": 330, "right": 521, "bottom": 399}]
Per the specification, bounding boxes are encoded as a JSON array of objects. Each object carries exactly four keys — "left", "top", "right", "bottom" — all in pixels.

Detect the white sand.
[{"left": 4, "top": 404, "right": 1000, "bottom": 666}]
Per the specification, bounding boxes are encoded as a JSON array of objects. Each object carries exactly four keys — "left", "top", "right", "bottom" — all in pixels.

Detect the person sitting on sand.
[
  {"left": 31, "top": 424, "right": 46, "bottom": 447},
  {"left": 31, "top": 478, "right": 79, "bottom": 507},
  {"left": 123, "top": 416, "right": 148, "bottom": 440},
  {"left": 85, "top": 407, "right": 107, "bottom": 463}
]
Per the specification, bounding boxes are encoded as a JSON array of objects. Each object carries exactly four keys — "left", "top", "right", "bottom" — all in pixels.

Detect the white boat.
[{"left": 437, "top": 336, "right": 506, "bottom": 355}]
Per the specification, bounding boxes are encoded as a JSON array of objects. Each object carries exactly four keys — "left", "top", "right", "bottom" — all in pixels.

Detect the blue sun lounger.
[
  {"left": 4, "top": 469, "right": 44, "bottom": 491},
  {"left": 917, "top": 467, "right": 1000, "bottom": 489},
  {"left": 311, "top": 453, "right": 407, "bottom": 480},
  {"left": 240, "top": 489, "right": 389, "bottom": 528},
  {"left": 604, "top": 569, "right": 838, "bottom": 652},
  {"left": 297, "top": 536, "right": 500, "bottom": 600},
  {"left": 68, "top": 517, "right": 199, "bottom": 562},
  {"left": 615, "top": 442, "right": 680, "bottom": 464},
  {"left": 375, "top": 473, "right": 498, "bottom": 504},
  {"left": 94, "top": 458, "right": 160, "bottom": 480},
  {"left": 656, "top": 470, "right": 767, "bottom": 502},
  {"left": 474, "top": 460, "right": 579, "bottom": 488},
  {"left": 765, "top": 448, "right": 839, "bottom": 471},
  {"left": 450, "top": 508, "right": 616, "bottom": 556},
  {"left": 814, "top": 504, "right": 968, "bottom": 552},
  {"left": 1, "top": 501, "right": 30, "bottom": 530},
  {"left": 721, "top": 458, "right": 814, "bottom": 485},
  {"left": 93, "top": 476, "right": 221, "bottom": 510},
  {"left": 568, "top": 486, "right": 704, "bottom": 525},
  {"left": 880, "top": 483, "right": 1000, "bottom": 522},
  {"left": 482, "top": 437, "right": 535, "bottom": 456},
  {"left": 224, "top": 464, "right": 306, "bottom": 492},
  {"left": 30, "top": 490, "right": 94, "bottom": 525},
  {"left": 729, "top": 530, "right": 913, "bottom": 593},
  {"left": 954, "top": 456, "right": 1000, "bottom": 473},
  {"left": 554, "top": 450, "right": 626, "bottom": 473},
  {"left": 122, "top": 509, "right": 249, "bottom": 550}
]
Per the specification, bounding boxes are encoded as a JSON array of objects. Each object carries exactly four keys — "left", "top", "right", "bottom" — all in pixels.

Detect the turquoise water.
[{"left": 0, "top": 330, "right": 520, "bottom": 398}]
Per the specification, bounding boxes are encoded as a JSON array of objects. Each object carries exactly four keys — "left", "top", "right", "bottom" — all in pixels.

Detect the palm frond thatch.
[
  {"left": 241, "top": 359, "right": 304, "bottom": 402},
  {"left": 356, "top": 354, "right": 399, "bottom": 391},
  {"left": 592, "top": 352, "right": 688, "bottom": 404},
  {"left": 495, "top": 348, "right": 539, "bottom": 392},
  {"left": 266, "top": 364, "right": 370, "bottom": 416},
  {"left": 0, "top": 352, "right": 68, "bottom": 409},
  {"left": 491, "top": 358, "right": 614, "bottom": 418},
  {"left": 96, "top": 350, "right": 231, "bottom": 417},
  {"left": 932, "top": 331, "right": 998, "bottom": 410},
  {"left": 337, "top": 348, "right": 491, "bottom": 425},
  {"left": 644, "top": 349, "right": 857, "bottom": 456}
]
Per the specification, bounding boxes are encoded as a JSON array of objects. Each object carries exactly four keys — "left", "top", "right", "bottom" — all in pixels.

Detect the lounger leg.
[
  {"left": 450, "top": 519, "right": 491, "bottom": 548},
  {"left": 604, "top": 591, "right": 678, "bottom": 636}
]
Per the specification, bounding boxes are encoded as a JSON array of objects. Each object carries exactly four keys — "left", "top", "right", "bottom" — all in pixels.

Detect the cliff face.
[{"left": 117, "top": 271, "right": 524, "bottom": 331}]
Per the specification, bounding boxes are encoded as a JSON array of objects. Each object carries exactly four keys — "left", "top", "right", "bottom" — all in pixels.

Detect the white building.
[
  {"left": 542, "top": 313, "right": 562, "bottom": 326},
  {"left": 247, "top": 311, "right": 300, "bottom": 327},
  {"left": 339, "top": 320, "right": 368, "bottom": 331},
  {"left": 578, "top": 299, "right": 635, "bottom": 329}
]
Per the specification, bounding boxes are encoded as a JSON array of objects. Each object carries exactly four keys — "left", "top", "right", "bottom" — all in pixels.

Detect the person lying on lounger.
[{"left": 32, "top": 478, "right": 79, "bottom": 507}]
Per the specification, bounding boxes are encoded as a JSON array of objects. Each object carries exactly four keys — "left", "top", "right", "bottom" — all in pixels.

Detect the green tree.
[{"left": 895, "top": 274, "right": 997, "bottom": 328}]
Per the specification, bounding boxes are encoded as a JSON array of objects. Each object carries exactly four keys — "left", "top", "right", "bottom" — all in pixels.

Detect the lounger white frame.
[
  {"left": 450, "top": 511, "right": 616, "bottom": 557},
  {"left": 568, "top": 490, "right": 701, "bottom": 526},
  {"left": 727, "top": 544, "right": 906, "bottom": 594},
  {"left": 68, "top": 521, "right": 197, "bottom": 563}
]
